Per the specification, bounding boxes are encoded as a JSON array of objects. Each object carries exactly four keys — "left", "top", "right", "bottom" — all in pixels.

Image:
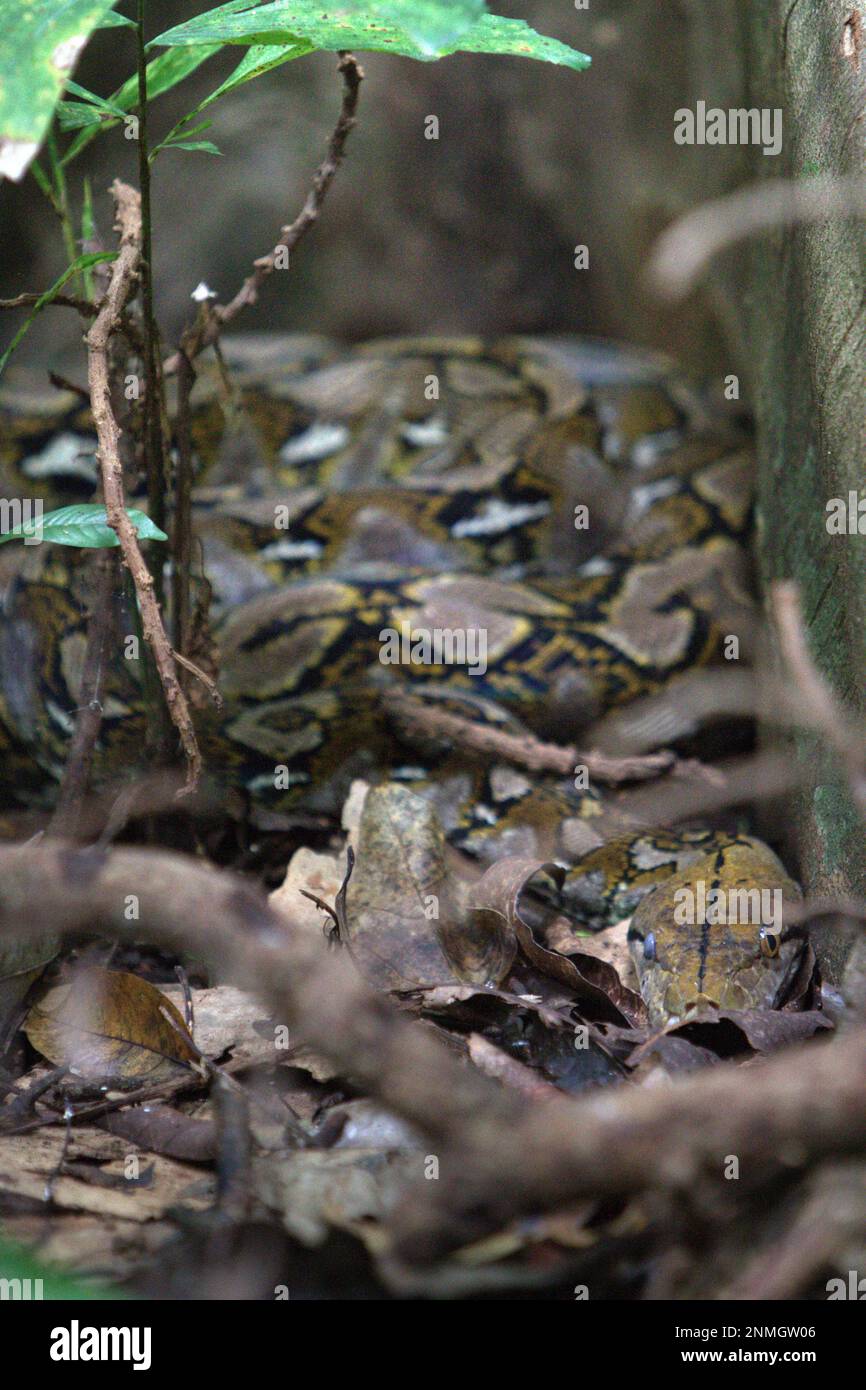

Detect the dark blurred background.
[{"left": 0, "top": 1, "right": 750, "bottom": 378}]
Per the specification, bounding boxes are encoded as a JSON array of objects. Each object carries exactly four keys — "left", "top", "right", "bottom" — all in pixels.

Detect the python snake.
[{"left": 0, "top": 335, "right": 806, "bottom": 1025}]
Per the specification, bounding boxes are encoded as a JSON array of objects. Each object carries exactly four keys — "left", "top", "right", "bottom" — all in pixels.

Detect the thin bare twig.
[
  {"left": 164, "top": 53, "right": 364, "bottom": 375},
  {"left": 383, "top": 688, "right": 676, "bottom": 785},
  {"left": 611, "top": 747, "right": 799, "bottom": 831},
  {"left": 85, "top": 180, "right": 201, "bottom": 795},
  {"left": 136, "top": 0, "right": 169, "bottom": 555},
  {"left": 171, "top": 348, "right": 196, "bottom": 672},
  {"left": 172, "top": 649, "right": 222, "bottom": 707},
  {"left": 157, "top": 55, "right": 362, "bottom": 692},
  {"left": 47, "top": 371, "right": 91, "bottom": 402},
  {"left": 588, "top": 667, "right": 758, "bottom": 755},
  {"left": 0, "top": 292, "right": 96, "bottom": 315}
]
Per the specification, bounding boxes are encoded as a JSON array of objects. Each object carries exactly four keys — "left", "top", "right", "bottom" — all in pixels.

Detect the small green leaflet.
[
  {"left": 152, "top": 2, "right": 591, "bottom": 70},
  {"left": 0, "top": 0, "right": 119, "bottom": 181},
  {"left": 159, "top": 139, "right": 222, "bottom": 156},
  {"left": 56, "top": 78, "right": 127, "bottom": 131},
  {"left": 151, "top": 119, "right": 223, "bottom": 159},
  {"left": 188, "top": 40, "right": 314, "bottom": 119},
  {"left": 0, "top": 505, "right": 169, "bottom": 549},
  {"left": 80, "top": 177, "right": 96, "bottom": 299}
]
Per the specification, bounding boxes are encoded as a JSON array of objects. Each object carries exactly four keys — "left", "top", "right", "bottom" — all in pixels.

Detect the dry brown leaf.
[
  {"left": 467, "top": 1034, "right": 562, "bottom": 1100},
  {"left": 24, "top": 967, "right": 203, "bottom": 1088},
  {"left": 160, "top": 983, "right": 285, "bottom": 1069},
  {"left": 437, "top": 906, "right": 516, "bottom": 987},
  {"left": 0, "top": 931, "right": 60, "bottom": 1030},
  {"left": 469, "top": 857, "right": 647, "bottom": 1027},
  {"left": 98, "top": 1105, "right": 216, "bottom": 1163},
  {"left": 546, "top": 915, "right": 637, "bottom": 988}
]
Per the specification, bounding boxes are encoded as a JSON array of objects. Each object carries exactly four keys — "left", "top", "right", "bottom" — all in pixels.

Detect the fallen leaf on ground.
[{"left": 24, "top": 967, "right": 202, "bottom": 1088}]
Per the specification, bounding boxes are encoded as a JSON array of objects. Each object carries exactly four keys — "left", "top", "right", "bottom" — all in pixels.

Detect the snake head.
[{"left": 627, "top": 837, "right": 805, "bottom": 1028}]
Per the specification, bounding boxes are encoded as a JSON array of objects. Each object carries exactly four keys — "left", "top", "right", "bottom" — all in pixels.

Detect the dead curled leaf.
[
  {"left": 664, "top": 1007, "right": 832, "bottom": 1054},
  {"left": 436, "top": 906, "right": 516, "bottom": 988},
  {"left": 24, "top": 967, "right": 203, "bottom": 1088},
  {"left": 97, "top": 1106, "right": 216, "bottom": 1163},
  {"left": 467, "top": 1034, "right": 563, "bottom": 1100},
  {"left": 415, "top": 984, "right": 625, "bottom": 1093},
  {"left": 604, "top": 1004, "right": 831, "bottom": 1073},
  {"left": 468, "top": 857, "right": 648, "bottom": 1027}
]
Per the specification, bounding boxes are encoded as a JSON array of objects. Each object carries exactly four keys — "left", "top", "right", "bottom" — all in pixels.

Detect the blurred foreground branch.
[
  {"left": 647, "top": 174, "right": 866, "bottom": 298},
  {"left": 0, "top": 842, "right": 863, "bottom": 1264}
]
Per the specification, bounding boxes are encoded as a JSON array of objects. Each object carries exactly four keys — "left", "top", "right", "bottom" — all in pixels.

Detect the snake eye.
[
  {"left": 760, "top": 926, "right": 780, "bottom": 959},
  {"left": 643, "top": 931, "right": 657, "bottom": 963}
]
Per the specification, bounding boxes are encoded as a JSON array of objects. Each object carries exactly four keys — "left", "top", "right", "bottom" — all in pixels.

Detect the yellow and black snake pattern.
[{"left": 0, "top": 336, "right": 805, "bottom": 1022}]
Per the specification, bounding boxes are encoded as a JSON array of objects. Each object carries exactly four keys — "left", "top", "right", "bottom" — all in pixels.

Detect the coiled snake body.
[{"left": 0, "top": 336, "right": 805, "bottom": 1023}]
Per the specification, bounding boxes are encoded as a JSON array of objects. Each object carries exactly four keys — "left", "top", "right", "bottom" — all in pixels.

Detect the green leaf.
[
  {"left": 196, "top": 39, "right": 314, "bottom": 114},
  {"left": 56, "top": 101, "right": 105, "bottom": 132},
  {"left": 0, "top": 252, "right": 116, "bottom": 378},
  {"left": 0, "top": 0, "right": 120, "bottom": 181},
  {"left": 0, "top": 504, "right": 169, "bottom": 549},
  {"left": 56, "top": 78, "right": 127, "bottom": 131},
  {"left": 96, "top": 8, "right": 135, "bottom": 26},
  {"left": 152, "top": 2, "right": 591, "bottom": 69},
  {"left": 62, "top": 44, "right": 225, "bottom": 165},
  {"left": 342, "top": 0, "right": 485, "bottom": 56},
  {"left": 81, "top": 174, "right": 95, "bottom": 241},
  {"left": 0, "top": 1237, "right": 126, "bottom": 1300},
  {"left": 443, "top": 14, "right": 591, "bottom": 68},
  {"left": 80, "top": 175, "right": 96, "bottom": 298},
  {"left": 151, "top": 117, "right": 223, "bottom": 161},
  {"left": 29, "top": 157, "right": 54, "bottom": 202},
  {"left": 162, "top": 139, "right": 223, "bottom": 156},
  {"left": 168, "top": 118, "right": 216, "bottom": 141},
  {"left": 64, "top": 78, "right": 126, "bottom": 117}
]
